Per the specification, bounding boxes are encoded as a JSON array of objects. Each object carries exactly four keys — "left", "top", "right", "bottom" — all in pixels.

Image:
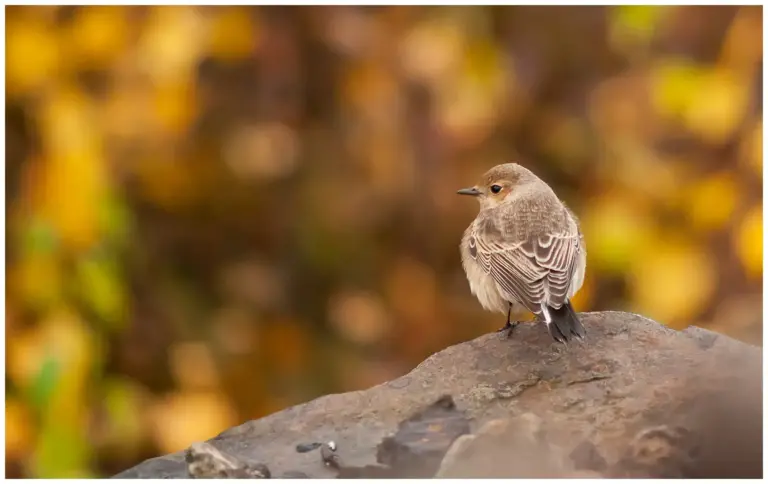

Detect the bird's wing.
[{"left": 468, "top": 209, "right": 582, "bottom": 314}]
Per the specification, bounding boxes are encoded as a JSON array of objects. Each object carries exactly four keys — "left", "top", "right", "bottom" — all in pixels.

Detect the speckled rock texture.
[{"left": 114, "top": 311, "right": 762, "bottom": 479}]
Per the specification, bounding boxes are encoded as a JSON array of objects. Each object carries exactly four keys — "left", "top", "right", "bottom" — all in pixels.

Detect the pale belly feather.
[{"left": 463, "top": 255, "right": 513, "bottom": 314}]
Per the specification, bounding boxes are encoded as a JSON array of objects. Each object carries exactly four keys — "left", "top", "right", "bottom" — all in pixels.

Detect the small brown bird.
[{"left": 458, "top": 163, "right": 586, "bottom": 343}]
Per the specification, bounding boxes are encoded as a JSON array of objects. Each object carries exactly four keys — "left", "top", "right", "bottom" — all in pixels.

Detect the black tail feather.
[{"left": 546, "top": 302, "right": 585, "bottom": 343}]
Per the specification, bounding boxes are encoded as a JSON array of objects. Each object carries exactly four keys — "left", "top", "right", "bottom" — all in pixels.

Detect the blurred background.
[{"left": 5, "top": 5, "right": 762, "bottom": 478}]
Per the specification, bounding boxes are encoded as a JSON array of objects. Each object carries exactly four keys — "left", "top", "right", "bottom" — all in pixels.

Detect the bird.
[{"left": 457, "top": 163, "right": 587, "bottom": 343}]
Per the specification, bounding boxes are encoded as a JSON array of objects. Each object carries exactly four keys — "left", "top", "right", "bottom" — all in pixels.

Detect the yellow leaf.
[
  {"left": 734, "top": 205, "right": 762, "bottom": 279},
  {"left": 66, "top": 6, "right": 129, "bottom": 69},
  {"left": 6, "top": 397, "right": 34, "bottom": 461},
  {"left": 12, "top": 252, "right": 63, "bottom": 311},
  {"left": 138, "top": 7, "right": 206, "bottom": 84},
  {"left": 154, "top": 81, "right": 197, "bottom": 135},
  {"left": 650, "top": 60, "right": 701, "bottom": 118},
  {"left": 40, "top": 153, "right": 106, "bottom": 251},
  {"left": 581, "top": 193, "right": 654, "bottom": 274},
  {"left": 685, "top": 68, "right": 751, "bottom": 144},
  {"left": 7, "top": 326, "right": 47, "bottom": 390},
  {"left": 149, "top": 392, "right": 238, "bottom": 454},
  {"left": 686, "top": 172, "right": 740, "bottom": 232},
  {"left": 6, "top": 18, "right": 61, "bottom": 96},
  {"left": 207, "top": 7, "right": 258, "bottom": 61},
  {"left": 630, "top": 237, "right": 716, "bottom": 326},
  {"left": 39, "top": 89, "right": 110, "bottom": 251}
]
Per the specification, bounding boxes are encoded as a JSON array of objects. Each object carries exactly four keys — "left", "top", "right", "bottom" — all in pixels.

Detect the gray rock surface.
[{"left": 114, "top": 311, "right": 762, "bottom": 478}]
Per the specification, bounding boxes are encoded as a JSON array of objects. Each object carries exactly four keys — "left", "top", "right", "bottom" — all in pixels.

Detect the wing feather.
[{"left": 468, "top": 209, "right": 583, "bottom": 315}]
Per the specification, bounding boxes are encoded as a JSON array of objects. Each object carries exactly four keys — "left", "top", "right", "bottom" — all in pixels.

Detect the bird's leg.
[{"left": 496, "top": 303, "right": 519, "bottom": 339}]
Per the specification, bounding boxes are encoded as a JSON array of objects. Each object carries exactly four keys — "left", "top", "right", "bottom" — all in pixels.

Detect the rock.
[
  {"left": 435, "top": 414, "right": 568, "bottom": 477},
  {"left": 280, "top": 471, "right": 310, "bottom": 478},
  {"left": 375, "top": 394, "right": 470, "bottom": 477},
  {"left": 334, "top": 464, "right": 394, "bottom": 479},
  {"left": 609, "top": 425, "right": 698, "bottom": 478},
  {"left": 185, "top": 442, "right": 270, "bottom": 478},
  {"left": 569, "top": 439, "right": 608, "bottom": 472},
  {"left": 295, "top": 443, "right": 322, "bottom": 453},
  {"left": 114, "top": 312, "right": 762, "bottom": 479}
]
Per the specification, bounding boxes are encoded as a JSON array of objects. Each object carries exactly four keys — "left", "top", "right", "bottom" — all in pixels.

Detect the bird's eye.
[{"left": 490, "top": 184, "right": 502, "bottom": 194}]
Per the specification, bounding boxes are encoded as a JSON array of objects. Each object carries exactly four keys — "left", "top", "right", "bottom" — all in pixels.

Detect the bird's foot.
[{"left": 496, "top": 320, "right": 520, "bottom": 340}]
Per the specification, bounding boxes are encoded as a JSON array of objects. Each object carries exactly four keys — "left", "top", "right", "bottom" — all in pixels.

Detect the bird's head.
[{"left": 457, "top": 163, "right": 535, "bottom": 209}]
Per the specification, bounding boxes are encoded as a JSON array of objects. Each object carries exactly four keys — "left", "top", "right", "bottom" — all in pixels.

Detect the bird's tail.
[{"left": 546, "top": 301, "right": 586, "bottom": 343}]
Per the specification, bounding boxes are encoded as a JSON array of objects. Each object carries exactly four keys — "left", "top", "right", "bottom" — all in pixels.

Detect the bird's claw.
[{"left": 496, "top": 320, "right": 519, "bottom": 340}]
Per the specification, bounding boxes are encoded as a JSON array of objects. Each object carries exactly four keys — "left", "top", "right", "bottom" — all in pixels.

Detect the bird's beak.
[{"left": 457, "top": 187, "right": 481, "bottom": 196}]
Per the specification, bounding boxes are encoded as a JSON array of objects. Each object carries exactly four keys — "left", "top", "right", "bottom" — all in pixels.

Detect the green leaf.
[
  {"left": 614, "top": 5, "right": 664, "bottom": 34},
  {"left": 75, "top": 254, "right": 128, "bottom": 331},
  {"left": 29, "top": 354, "right": 60, "bottom": 410},
  {"left": 98, "top": 192, "right": 133, "bottom": 246},
  {"left": 32, "top": 419, "right": 94, "bottom": 478},
  {"left": 609, "top": 5, "right": 669, "bottom": 55},
  {"left": 21, "top": 218, "right": 59, "bottom": 255}
]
